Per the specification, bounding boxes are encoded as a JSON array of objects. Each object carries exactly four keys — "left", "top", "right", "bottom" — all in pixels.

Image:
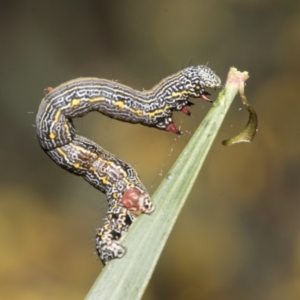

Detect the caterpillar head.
[
  {"left": 183, "top": 65, "right": 222, "bottom": 101},
  {"left": 197, "top": 65, "right": 222, "bottom": 89}
]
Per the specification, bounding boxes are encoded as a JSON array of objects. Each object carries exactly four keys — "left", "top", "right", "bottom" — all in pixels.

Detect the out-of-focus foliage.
[{"left": 1, "top": 1, "right": 300, "bottom": 299}]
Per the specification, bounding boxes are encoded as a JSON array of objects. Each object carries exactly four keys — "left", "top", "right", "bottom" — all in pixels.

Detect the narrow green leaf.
[{"left": 85, "top": 68, "right": 248, "bottom": 300}]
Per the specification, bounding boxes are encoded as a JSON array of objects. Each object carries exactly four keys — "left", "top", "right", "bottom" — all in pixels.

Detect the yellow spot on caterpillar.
[
  {"left": 148, "top": 107, "right": 168, "bottom": 118},
  {"left": 89, "top": 97, "right": 105, "bottom": 103},
  {"left": 73, "top": 163, "right": 80, "bottom": 169},
  {"left": 136, "top": 110, "right": 144, "bottom": 116},
  {"left": 56, "top": 148, "right": 67, "bottom": 160},
  {"left": 63, "top": 123, "right": 70, "bottom": 136},
  {"left": 114, "top": 101, "right": 125, "bottom": 109},
  {"left": 171, "top": 91, "right": 189, "bottom": 98},
  {"left": 89, "top": 167, "right": 96, "bottom": 173},
  {"left": 49, "top": 132, "right": 56, "bottom": 140},
  {"left": 195, "top": 85, "right": 200, "bottom": 90},
  {"left": 54, "top": 109, "right": 61, "bottom": 122},
  {"left": 101, "top": 176, "right": 109, "bottom": 185},
  {"left": 71, "top": 99, "right": 81, "bottom": 107},
  {"left": 127, "top": 107, "right": 144, "bottom": 116},
  {"left": 45, "top": 103, "right": 51, "bottom": 111}
]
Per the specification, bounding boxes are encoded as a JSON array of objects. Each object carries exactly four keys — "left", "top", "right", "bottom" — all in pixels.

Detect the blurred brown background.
[{"left": 1, "top": 0, "right": 300, "bottom": 299}]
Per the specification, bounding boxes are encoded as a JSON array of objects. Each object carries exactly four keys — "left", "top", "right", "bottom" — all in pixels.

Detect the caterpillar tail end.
[
  {"left": 96, "top": 188, "right": 155, "bottom": 265},
  {"left": 96, "top": 238, "right": 127, "bottom": 265}
]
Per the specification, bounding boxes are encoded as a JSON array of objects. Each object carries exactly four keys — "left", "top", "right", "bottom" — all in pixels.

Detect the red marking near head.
[
  {"left": 166, "top": 123, "right": 182, "bottom": 135},
  {"left": 200, "top": 92, "right": 213, "bottom": 103},
  {"left": 121, "top": 188, "right": 149, "bottom": 216},
  {"left": 181, "top": 106, "right": 191, "bottom": 116}
]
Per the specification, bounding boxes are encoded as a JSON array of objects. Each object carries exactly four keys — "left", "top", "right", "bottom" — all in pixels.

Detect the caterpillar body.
[{"left": 36, "top": 65, "right": 221, "bottom": 264}]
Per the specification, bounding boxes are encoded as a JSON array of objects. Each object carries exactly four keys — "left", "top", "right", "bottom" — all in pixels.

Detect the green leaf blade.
[{"left": 85, "top": 67, "right": 247, "bottom": 300}]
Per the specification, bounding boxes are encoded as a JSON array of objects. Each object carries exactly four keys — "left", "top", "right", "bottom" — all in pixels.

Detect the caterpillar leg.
[{"left": 155, "top": 116, "right": 182, "bottom": 135}]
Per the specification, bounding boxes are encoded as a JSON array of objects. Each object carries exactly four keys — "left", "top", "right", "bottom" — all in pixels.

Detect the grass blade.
[{"left": 85, "top": 68, "right": 248, "bottom": 300}]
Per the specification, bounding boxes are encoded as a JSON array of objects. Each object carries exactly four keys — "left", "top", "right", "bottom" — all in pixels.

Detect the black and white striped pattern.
[{"left": 36, "top": 65, "right": 221, "bottom": 264}]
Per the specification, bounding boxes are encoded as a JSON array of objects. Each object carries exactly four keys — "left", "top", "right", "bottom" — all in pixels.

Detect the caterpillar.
[{"left": 36, "top": 65, "right": 221, "bottom": 264}]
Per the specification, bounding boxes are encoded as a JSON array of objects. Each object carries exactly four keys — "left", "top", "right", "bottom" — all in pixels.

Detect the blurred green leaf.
[{"left": 85, "top": 68, "right": 248, "bottom": 300}]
